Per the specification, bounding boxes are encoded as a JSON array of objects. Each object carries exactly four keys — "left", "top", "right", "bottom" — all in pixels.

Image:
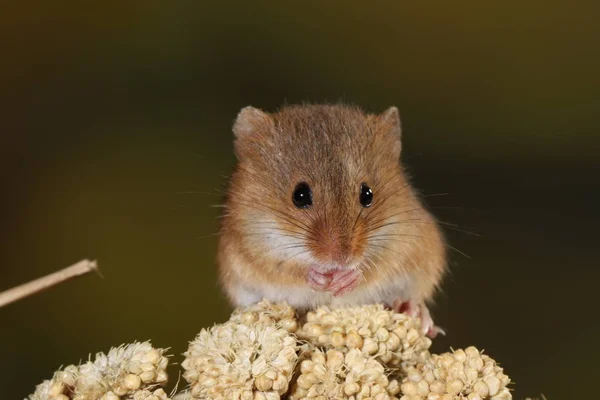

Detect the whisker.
[
  {"left": 246, "top": 243, "right": 308, "bottom": 269},
  {"left": 366, "top": 233, "right": 424, "bottom": 240},
  {"left": 242, "top": 221, "right": 319, "bottom": 242},
  {"left": 365, "top": 182, "right": 411, "bottom": 220},
  {"left": 231, "top": 200, "right": 315, "bottom": 234},
  {"left": 364, "top": 215, "right": 423, "bottom": 234},
  {"left": 429, "top": 206, "right": 473, "bottom": 210},
  {"left": 447, "top": 244, "right": 472, "bottom": 259},
  {"left": 368, "top": 243, "right": 407, "bottom": 256},
  {"left": 176, "top": 191, "right": 224, "bottom": 196},
  {"left": 368, "top": 238, "right": 412, "bottom": 246},
  {"left": 422, "top": 193, "right": 449, "bottom": 198},
  {"left": 375, "top": 171, "right": 401, "bottom": 194},
  {"left": 242, "top": 230, "right": 308, "bottom": 241},
  {"left": 362, "top": 251, "right": 389, "bottom": 276},
  {"left": 267, "top": 247, "right": 312, "bottom": 272},
  {"left": 366, "top": 207, "right": 423, "bottom": 231},
  {"left": 436, "top": 220, "right": 481, "bottom": 237},
  {"left": 352, "top": 206, "right": 364, "bottom": 232}
]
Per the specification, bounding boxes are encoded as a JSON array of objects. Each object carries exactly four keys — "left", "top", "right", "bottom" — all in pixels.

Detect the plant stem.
[{"left": 0, "top": 259, "right": 99, "bottom": 308}]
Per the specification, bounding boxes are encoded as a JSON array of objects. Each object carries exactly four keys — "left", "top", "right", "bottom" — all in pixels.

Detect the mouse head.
[{"left": 226, "top": 104, "right": 417, "bottom": 274}]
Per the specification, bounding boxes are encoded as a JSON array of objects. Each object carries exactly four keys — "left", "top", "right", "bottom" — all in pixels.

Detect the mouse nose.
[{"left": 312, "top": 226, "right": 354, "bottom": 267}]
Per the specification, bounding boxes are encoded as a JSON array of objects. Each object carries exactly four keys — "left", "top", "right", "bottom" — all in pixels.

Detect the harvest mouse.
[{"left": 217, "top": 104, "right": 447, "bottom": 337}]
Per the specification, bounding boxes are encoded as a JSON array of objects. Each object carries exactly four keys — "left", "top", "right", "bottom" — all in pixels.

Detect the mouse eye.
[
  {"left": 359, "top": 183, "right": 373, "bottom": 208},
  {"left": 292, "top": 182, "right": 313, "bottom": 208}
]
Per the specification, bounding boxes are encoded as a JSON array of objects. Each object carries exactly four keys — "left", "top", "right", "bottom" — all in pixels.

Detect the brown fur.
[{"left": 218, "top": 103, "right": 446, "bottom": 310}]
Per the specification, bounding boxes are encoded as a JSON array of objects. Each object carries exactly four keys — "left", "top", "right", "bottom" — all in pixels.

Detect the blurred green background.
[{"left": 1, "top": 1, "right": 598, "bottom": 399}]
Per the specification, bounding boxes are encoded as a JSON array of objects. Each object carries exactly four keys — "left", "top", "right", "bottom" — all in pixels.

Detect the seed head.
[
  {"left": 297, "top": 304, "right": 431, "bottom": 369},
  {"left": 399, "top": 347, "right": 511, "bottom": 400},
  {"left": 182, "top": 321, "right": 299, "bottom": 399}
]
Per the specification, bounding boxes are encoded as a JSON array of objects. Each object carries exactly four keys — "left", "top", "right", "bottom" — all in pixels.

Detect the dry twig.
[{"left": 0, "top": 259, "right": 98, "bottom": 308}]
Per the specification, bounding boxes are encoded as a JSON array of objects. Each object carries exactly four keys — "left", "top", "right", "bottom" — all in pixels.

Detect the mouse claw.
[
  {"left": 393, "top": 299, "right": 445, "bottom": 339},
  {"left": 307, "top": 268, "right": 333, "bottom": 291},
  {"left": 328, "top": 269, "right": 361, "bottom": 297}
]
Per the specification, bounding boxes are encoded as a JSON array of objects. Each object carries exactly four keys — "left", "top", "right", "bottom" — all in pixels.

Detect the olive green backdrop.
[{"left": 1, "top": 2, "right": 598, "bottom": 399}]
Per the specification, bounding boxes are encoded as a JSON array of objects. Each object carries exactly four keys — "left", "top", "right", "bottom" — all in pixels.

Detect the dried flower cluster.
[
  {"left": 296, "top": 304, "right": 431, "bottom": 369},
  {"left": 28, "top": 300, "right": 515, "bottom": 400},
  {"left": 229, "top": 299, "right": 298, "bottom": 333},
  {"left": 126, "top": 389, "right": 171, "bottom": 400},
  {"left": 181, "top": 321, "right": 299, "bottom": 399},
  {"left": 399, "top": 347, "right": 511, "bottom": 400},
  {"left": 288, "top": 348, "right": 401, "bottom": 400},
  {"left": 28, "top": 341, "right": 169, "bottom": 400}
]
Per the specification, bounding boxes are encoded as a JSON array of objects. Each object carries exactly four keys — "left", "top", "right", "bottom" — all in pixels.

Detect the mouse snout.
[
  {"left": 317, "top": 230, "right": 352, "bottom": 265},
  {"left": 309, "top": 220, "right": 364, "bottom": 270}
]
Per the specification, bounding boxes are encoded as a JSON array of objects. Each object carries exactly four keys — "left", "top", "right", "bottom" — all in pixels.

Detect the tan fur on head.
[{"left": 218, "top": 103, "right": 446, "bottom": 314}]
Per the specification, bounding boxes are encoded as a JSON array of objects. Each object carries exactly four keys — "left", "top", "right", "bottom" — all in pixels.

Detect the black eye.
[
  {"left": 359, "top": 183, "right": 373, "bottom": 208},
  {"left": 292, "top": 182, "right": 313, "bottom": 208}
]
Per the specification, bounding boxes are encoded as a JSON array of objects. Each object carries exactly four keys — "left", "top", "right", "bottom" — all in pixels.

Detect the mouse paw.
[
  {"left": 393, "top": 299, "right": 445, "bottom": 339},
  {"left": 307, "top": 268, "right": 333, "bottom": 291},
  {"left": 329, "top": 269, "right": 362, "bottom": 297}
]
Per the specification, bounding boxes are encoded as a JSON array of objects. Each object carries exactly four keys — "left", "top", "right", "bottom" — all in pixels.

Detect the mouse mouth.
[{"left": 308, "top": 260, "right": 360, "bottom": 274}]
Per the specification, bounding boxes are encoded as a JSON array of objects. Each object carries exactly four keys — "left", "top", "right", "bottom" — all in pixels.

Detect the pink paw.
[
  {"left": 328, "top": 269, "right": 362, "bottom": 297},
  {"left": 394, "top": 299, "right": 445, "bottom": 339},
  {"left": 307, "top": 268, "right": 333, "bottom": 291}
]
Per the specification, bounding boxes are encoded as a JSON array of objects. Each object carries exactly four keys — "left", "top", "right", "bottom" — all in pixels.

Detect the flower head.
[
  {"left": 182, "top": 321, "right": 298, "bottom": 399},
  {"left": 399, "top": 346, "right": 511, "bottom": 400},
  {"left": 297, "top": 304, "right": 431, "bottom": 369},
  {"left": 289, "top": 348, "right": 400, "bottom": 400},
  {"left": 230, "top": 299, "right": 298, "bottom": 333},
  {"left": 28, "top": 341, "right": 169, "bottom": 400}
]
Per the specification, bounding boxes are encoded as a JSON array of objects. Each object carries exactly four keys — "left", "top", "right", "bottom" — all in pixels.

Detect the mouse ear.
[
  {"left": 233, "top": 106, "right": 273, "bottom": 138},
  {"left": 377, "top": 106, "right": 402, "bottom": 139}
]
